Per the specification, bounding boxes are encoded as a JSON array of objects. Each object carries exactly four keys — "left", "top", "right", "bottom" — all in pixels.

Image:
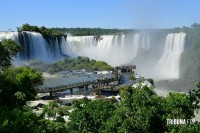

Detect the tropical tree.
[
  {"left": 0, "top": 67, "right": 43, "bottom": 107},
  {"left": 0, "top": 39, "right": 21, "bottom": 67},
  {"left": 68, "top": 98, "right": 116, "bottom": 133}
]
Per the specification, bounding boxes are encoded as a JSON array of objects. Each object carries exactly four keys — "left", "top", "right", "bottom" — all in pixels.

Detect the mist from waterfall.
[
  {"left": 68, "top": 35, "right": 134, "bottom": 66},
  {"left": 63, "top": 32, "right": 186, "bottom": 80}
]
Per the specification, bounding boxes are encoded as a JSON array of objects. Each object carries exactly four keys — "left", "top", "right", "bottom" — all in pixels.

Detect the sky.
[{"left": 0, "top": 0, "right": 200, "bottom": 31}]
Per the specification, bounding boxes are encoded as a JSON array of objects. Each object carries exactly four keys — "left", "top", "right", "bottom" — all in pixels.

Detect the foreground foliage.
[
  {"left": 0, "top": 67, "right": 43, "bottom": 107},
  {"left": 0, "top": 39, "right": 68, "bottom": 133},
  {"left": 65, "top": 84, "right": 200, "bottom": 133},
  {"left": 68, "top": 98, "right": 116, "bottom": 132},
  {"left": 0, "top": 39, "right": 21, "bottom": 67}
]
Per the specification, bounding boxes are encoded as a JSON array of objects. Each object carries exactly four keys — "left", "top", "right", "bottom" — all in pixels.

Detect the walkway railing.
[
  {"left": 37, "top": 81, "right": 93, "bottom": 93},
  {"left": 36, "top": 74, "right": 120, "bottom": 93}
]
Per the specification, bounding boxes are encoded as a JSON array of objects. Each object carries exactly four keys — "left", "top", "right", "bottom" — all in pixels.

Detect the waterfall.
[
  {"left": 155, "top": 32, "right": 186, "bottom": 79},
  {"left": 21, "top": 31, "right": 51, "bottom": 61},
  {"left": 97, "top": 35, "right": 114, "bottom": 49},
  {"left": 113, "top": 35, "right": 119, "bottom": 48},
  {"left": 141, "top": 34, "right": 150, "bottom": 49},
  {"left": 49, "top": 37, "right": 61, "bottom": 59},
  {"left": 0, "top": 31, "right": 186, "bottom": 80},
  {"left": 120, "top": 35, "right": 125, "bottom": 49},
  {"left": 132, "top": 33, "right": 140, "bottom": 58},
  {"left": 0, "top": 31, "right": 64, "bottom": 62},
  {"left": 60, "top": 36, "right": 71, "bottom": 56},
  {"left": 66, "top": 36, "right": 96, "bottom": 55}
]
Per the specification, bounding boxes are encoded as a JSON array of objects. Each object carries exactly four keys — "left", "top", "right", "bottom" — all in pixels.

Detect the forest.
[
  {"left": 51, "top": 27, "right": 132, "bottom": 36},
  {"left": 1, "top": 39, "right": 200, "bottom": 132}
]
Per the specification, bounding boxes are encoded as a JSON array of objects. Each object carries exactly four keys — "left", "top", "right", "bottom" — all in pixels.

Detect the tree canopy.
[
  {"left": 0, "top": 39, "right": 21, "bottom": 67},
  {"left": 0, "top": 67, "right": 43, "bottom": 107}
]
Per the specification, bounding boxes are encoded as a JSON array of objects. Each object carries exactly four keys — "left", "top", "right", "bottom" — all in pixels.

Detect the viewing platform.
[{"left": 114, "top": 65, "right": 136, "bottom": 73}]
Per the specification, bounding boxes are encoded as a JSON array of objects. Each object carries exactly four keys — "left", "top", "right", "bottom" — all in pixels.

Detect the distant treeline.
[
  {"left": 52, "top": 27, "right": 134, "bottom": 36},
  {"left": 17, "top": 24, "right": 135, "bottom": 36}
]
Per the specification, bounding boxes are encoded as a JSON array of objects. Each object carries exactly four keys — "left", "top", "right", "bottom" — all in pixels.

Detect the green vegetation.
[
  {"left": 65, "top": 83, "right": 200, "bottom": 133},
  {"left": 0, "top": 39, "right": 21, "bottom": 67},
  {"left": 17, "top": 23, "right": 64, "bottom": 38},
  {"left": 129, "top": 72, "right": 136, "bottom": 80},
  {"left": 0, "top": 67, "right": 43, "bottom": 107},
  {"left": 180, "top": 23, "right": 200, "bottom": 82},
  {"left": 29, "top": 56, "right": 112, "bottom": 72},
  {"left": 69, "top": 98, "right": 116, "bottom": 132}
]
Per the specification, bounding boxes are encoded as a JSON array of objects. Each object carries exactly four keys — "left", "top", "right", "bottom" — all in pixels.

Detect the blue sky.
[{"left": 0, "top": 0, "right": 199, "bottom": 31}]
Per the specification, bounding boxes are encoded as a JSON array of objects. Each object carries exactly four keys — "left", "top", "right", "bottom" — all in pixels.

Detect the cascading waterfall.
[
  {"left": 49, "top": 37, "right": 61, "bottom": 59},
  {"left": 0, "top": 31, "right": 63, "bottom": 62},
  {"left": 141, "top": 34, "right": 150, "bottom": 49},
  {"left": 113, "top": 35, "right": 119, "bottom": 47},
  {"left": 60, "top": 36, "right": 71, "bottom": 56},
  {"left": 120, "top": 35, "right": 125, "bottom": 49},
  {"left": 0, "top": 31, "right": 186, "bottom": 80},
  {"left": 65, "top": 34, "right": 133, "bottom": 65},
  {"left": 155, "top": 32, "right": 186, "bottom": 79},
  {"left": 66, "top": 36, "right": 96, "bottom": 55},
  {"left": 24, "top": 31, "right": 50, "bottom": 61},
  {"left": 132, "top": 33, "right": 140, "bottom": 58},
  {"left": 97, "top": 35, "right": 115, "bottom": 49}
]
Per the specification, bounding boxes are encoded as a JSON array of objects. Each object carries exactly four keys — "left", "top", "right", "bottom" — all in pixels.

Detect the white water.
[
  {"left": 0, "top": 32, "right": 19, "bottom": 42},
  {"left": 141, "top": 34, "right": 150, "bottom": 49},
  {"left": 66, "top": 36, "right": 96, "bottom": 56},
  {"left": 155, "top": 32, "right": 186, "bottom": 79},
  {"left": 60, "top": 36, "right": 71, "bottom": 56},
  {"left": 67, "top": 35, "right": 133, "bottom": 66},
  {"left": 49, "top": 37, "right": 61, "bottom": 59},
  {"left": 132, "top": 33, "right": 140, "bottom": 58}
]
